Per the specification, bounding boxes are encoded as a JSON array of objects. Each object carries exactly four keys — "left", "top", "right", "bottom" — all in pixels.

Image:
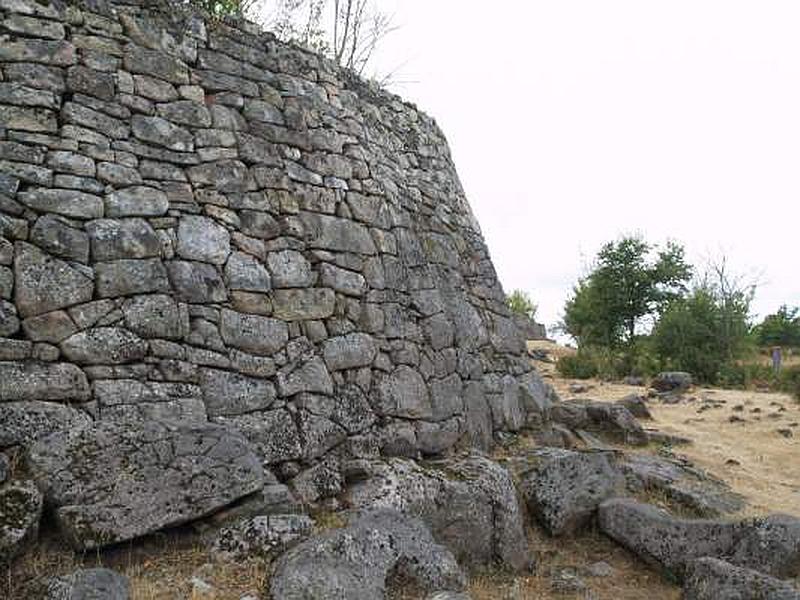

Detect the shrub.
[
  {"left": 779, "top": 365, "right": 800, "bottom": 400},
  {"left": 557, "top": 353, "right": 597, "bottom": 380}
]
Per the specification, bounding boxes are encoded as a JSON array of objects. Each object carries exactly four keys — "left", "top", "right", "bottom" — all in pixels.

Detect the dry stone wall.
[{"left": 0, "top": 0, "right": 553, "bottom": 496}]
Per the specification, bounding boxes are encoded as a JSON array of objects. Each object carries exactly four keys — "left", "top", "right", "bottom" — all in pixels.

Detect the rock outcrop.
[
  {"left": 269, "top": 509, "right": 467, "bottom": 600},
  {"left": 345, "top": 454, "right": 531, "bottom": 572}
]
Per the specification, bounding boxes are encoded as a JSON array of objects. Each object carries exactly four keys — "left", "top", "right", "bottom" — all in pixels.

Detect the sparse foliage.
[{"left": 506, "top": 290, "right": 537, "bottom": 320}]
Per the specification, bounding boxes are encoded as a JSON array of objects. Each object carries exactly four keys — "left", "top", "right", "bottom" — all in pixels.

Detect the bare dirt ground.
[{"left": 531, "top": 340, "right": 800, "bottom": 517}]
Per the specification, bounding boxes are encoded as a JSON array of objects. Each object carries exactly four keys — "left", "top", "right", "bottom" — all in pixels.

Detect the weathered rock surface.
[
  {"left": 520, "top": 448, "right": 624, "bottom": 536},
  {"left": 0, "top": 479, "right": 43, "bottom": 562},
  {"left": 0, "top": 0, "right": 555, "bottom": 513},
  {"left": 621, "top": 453, "right": 745, "bottom": 516},
  {"left": 26, "top": 420, "right": 263, "bottom": 549},
  {"left": 599, "top": 498, "right": 800, "bottom": 580},
  {"left": 0, "top": 401, "right": 92, "bottom": 449},
  {"left": 682, "top": 558, "right": 800, "bottom": 600},
  {"left": 652, "top": 372, "right": 693, "bottom": 392},
  {"left": 0, "top": 361, "right": 90, "bottom": 402},
  {"left": 269, "top": 509, "right": 467, "bottom": 600},
  {"left": 346, "top": 455, "right": 531, "bottom": 572},
  {"left": 211, "top": 513, "right": 314, "bottom": 560},
  {"left": 46, "top": 568, "right": 130, "bottom": 600},
  {"left": 551, "top": 400, "right": 648, "bottom": 445}
]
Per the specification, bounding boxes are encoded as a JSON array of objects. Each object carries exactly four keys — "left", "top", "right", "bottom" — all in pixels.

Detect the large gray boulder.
[
  {"left": 598, "top": 498, "right": 744, "bottom": 577},
  {"left": 599, "top": 498, "right": 800, "bottom": 580},
  {"left": 26, "top": 420, "right": 263, "bottom": 549},
  {"left": 0, "top": 480, "right": 43, "bottom": 562},
  {"left": 683, "top": 558, "right": 800, "bottom": 600},
  {"left": 46, "top": 568, "right": 130, "bottom": 600},
  {"left": 345, "top": 454, "right": 531, "bottom": 572},
  {"left": 520, "top": 448, "right": 624, "bottom": 536},
  {"left": 269, "top": 509, "right": 467, "bottom": 600}
]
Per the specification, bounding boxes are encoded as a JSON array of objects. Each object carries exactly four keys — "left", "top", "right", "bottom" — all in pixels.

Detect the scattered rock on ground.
[
  {"left": 269, "top": 509, "right": 467, "bottom": 600},
  {"left": 46, "top": 568, "right": 130, "bottom": 600},
  {"left": 26, "top": 420, "right": 263, "bottom": 550},
  {"left": 598, "top": 498, "right": 743, "bottom": 577},
  {"left": 652, "top": 372, "right": 693, "bottom": 393},
  {"left": 550, "top": 401, "right": 649, "bottom": 445}
]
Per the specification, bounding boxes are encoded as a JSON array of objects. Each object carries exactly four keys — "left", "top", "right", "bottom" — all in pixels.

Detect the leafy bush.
[
  {"left": 557, "top": 353, "right": 598, "bottom": 379},
  {"left": 779, "top": 365, "right": 800, "bottom": 400},
  {"left": 651, "top": 281, "right": 753, "bottom": 385}
]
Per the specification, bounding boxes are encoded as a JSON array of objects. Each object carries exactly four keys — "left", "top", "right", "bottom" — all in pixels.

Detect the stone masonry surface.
[{"left": 0, "top": 0, "right": 552, "bottom": 491}]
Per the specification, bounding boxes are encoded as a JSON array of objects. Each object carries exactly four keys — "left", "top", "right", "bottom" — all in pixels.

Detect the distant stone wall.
[{"left": 0, "top": 0, "right": 553, "bottom": 494}]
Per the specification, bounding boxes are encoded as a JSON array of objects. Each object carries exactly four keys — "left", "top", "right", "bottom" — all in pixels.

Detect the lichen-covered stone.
[
  {"left": 105, "top": 186, "right": 168, "bottom": 217},
  {"left": 13, "top": 243, "right": 93, "bottom": 318},
  {"left": 60, "top": 327, "right": 147, "bottom": 365},
  {"left": 26, "top": 420, "right": 263, "bottom": 550},
  {"left": 0, "top": 480, "right": 43, "bottom": 562},
  {"left": 520, "top": 448, "right": 624, "bottom": 536},
  {"left": 46, "top": 568, "right": 131, "bottom": 600},
  {"left": 220, "top": 309, "right": 287, "bottom": 356},
  {"left": 177, "top": 215, "right": 230, "bottom": 265},
  {"left": 87, "top": 218, "right": 161, "bottom": 261},
  {"left": 95, "top": 258, "right": 170, "bottom": 297},
  {"left": 270, "top": 509, "right": 467, "bottom": 600},
  {"left": 0, "top": 361, "right": 90, "bottom": 402}
]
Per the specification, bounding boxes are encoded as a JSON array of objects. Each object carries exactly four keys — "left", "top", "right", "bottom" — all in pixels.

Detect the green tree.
[
  {"left": 652, "top": 261, "right": 755, "bottom": 383},
  {"left": 506, "top": 289, "right": 537, "bottom": 320},
  {"left": 563, "top": 236, "right": 692, "bottom": 352},
  {"left": 755, "top": 305, "right": 800, "bottom": 348}
]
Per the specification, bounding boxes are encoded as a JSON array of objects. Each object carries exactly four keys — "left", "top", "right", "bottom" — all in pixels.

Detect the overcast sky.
[{"left": 361, "top": 0, "right": 800, "bottom": 334}]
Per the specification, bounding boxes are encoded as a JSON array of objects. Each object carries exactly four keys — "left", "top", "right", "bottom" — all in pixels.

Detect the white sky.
[{"left": 364, "top": 1, "right": 800, "bottom": 334}]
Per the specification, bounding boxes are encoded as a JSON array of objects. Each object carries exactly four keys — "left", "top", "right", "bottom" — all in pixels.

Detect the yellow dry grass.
[{"left": 537, "top": 339, "right": 800, "bottom": 517}]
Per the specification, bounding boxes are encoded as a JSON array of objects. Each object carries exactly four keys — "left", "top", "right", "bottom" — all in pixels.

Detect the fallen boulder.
[
  {"left": 598, "top": 498, "right": 743, "bottom": 577},
  {"left": 269, "top": 509, "right": 467, "bottom": 600},
  {"left": 651, "top": 372, "right": 692, "bottom": 393},
  {"left": 616, "top": 394, "right": 652, "bottom": 420},
  {"left": 0, "top": 480, "right": 43, "bottom": 562},
  {"left": 519, "top": 448, "right": 624, "bottom": 536},
  {"left": 27, "top": 420, "right": 263, "bottom": 550},
  {"left": 45, "top": 568, "right": 130, "bottom": 600},
  {"left": 345, "top": 454, "right": 531, "bottom": 572},
  {"left": 599, "top": 498, "right": 800, "bottom": 580},
  {"left": 683, "top": 557, "right": 800, "bottom": 600}
]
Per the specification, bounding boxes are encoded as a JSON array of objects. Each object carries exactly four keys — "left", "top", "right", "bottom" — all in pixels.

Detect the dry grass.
[
  {"left": 3, "top": 527, "right": 268, "bottom": 600},
  {"left": 537, "top": 338, "right": 800, "bottom": 517},
  {"left": 469, "top": 528, "right": 679, "bottom": 600}
]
